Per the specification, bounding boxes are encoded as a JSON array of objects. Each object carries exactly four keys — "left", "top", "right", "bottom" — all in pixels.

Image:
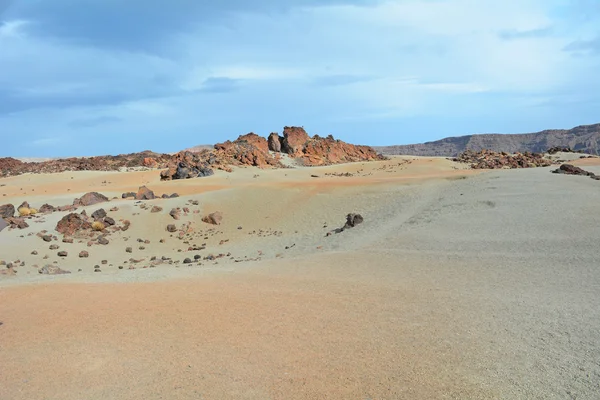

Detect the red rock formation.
[
  {"left": 301, "top": 134, "right": 383, "bottom": 166},
  {"left": 281, "top": 126, "right": 310, "bottom": 157},
  {"left": 214, "top": 134, "right": 282, "bottom": 169}
]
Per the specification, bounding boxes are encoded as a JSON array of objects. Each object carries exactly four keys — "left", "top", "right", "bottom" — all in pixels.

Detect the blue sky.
[{"left": 1, "top": 0, "right": 599, "bottom": 157}]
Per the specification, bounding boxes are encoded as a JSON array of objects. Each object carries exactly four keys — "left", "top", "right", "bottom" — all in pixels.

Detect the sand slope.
[{"left": 1, "top": 157, "right": 600, "bottom": 399}]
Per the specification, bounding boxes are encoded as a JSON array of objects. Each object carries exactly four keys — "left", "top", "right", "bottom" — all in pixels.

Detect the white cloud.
[{"left": 0, "top": 20, "right": 29, "bottom": 39}]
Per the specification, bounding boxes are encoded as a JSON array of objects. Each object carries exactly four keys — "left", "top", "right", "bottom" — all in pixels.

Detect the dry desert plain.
[{"left": 1, "top": 155, "right": 600, "bottom": 399}]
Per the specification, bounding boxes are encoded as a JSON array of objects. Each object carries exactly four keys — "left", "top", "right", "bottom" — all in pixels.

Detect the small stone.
[
  {"left": 126, "top": 247, "right": 132, "bottom": 253},
  {"left": 104, "top": 217, "right": 116, "bottom": 226},
  {"left": 79, "top": 251, "right": 89, "bottom": 258},
  {"left": 167, "top": 224, "right": 177, "bottom": 233},
  {"left": 49, "top": 244, "right": 59, "bottom": 250},
  {"left": 42, "top": 235, "right": 52, "bottom": 242},
  {"left": 31, "top": 250, "right": 38, "bottom": 255},
  {"left": 183, "top": 258, "right": 192, "bottom": 264},
  {"left": 57, "top": 251, "right": 68, "bottom": 257},
  {"left": 101, "top": 260, "right": 107, "bottom": 265},
  {"left": 98, "top": 237, "right": 109, "bottom": 245}
]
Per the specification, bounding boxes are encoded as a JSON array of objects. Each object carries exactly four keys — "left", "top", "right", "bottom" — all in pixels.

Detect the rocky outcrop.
[
  {"left": 0, "top": 150, "right": 172, "bottom": 178},
  {"left": 301, "top": 135, "right": 382, "bottom": 166},
  {"left": 453, "top": 150, "right": 553, "bottom": 169},
  {"left": 375, "top": 123, "right": 600, "bottom": 156},
  {"left": 214, "top": 133, "right": 281, "bottom": 169},
  {"left": 268, "top": 132, "right": 283, "bottom": 152},
  {"left": 56, "top": 213, "right": 92, "bottom": 236},
  {"left": 552, "top": 164, "right": 599, "bottom": 180},
  {"left": 75, "top": 192, "right": 109, "bottom": 207},
  {"left": 160, "top": 151, "right": 215, "bottom": 181},
  {"left": 281, "top": 126, "right": 310, "bottom": 157}
]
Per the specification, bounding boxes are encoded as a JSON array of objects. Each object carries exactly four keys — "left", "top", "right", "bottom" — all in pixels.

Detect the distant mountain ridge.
[{"left": 374, "top": 123, "right": 600, "bottom": 156}]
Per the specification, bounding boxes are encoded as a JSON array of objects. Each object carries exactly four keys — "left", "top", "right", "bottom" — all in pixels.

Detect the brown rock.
[
  {"left": 268, "top": 132, "right": 283, "bottom": 152},
  {"left": 91, "top": 208, "right": 107, "bottom": 220},
  {"left": 202, "top": 211, "right": 223, "bottom": 225},
  {"left": 151, "top": 206, "right": 163, "bottom": 213},
  {"left": 0, "top": 204, "right": 15, "bottom": 219},
  {"left": 18, "top": 201, "right": 30, "bottom": 210},
  {"left": 281, "top": 126, "right": 310, "bottom": 157},
  {"left": 56, "top": 213, "right": 92, "bottom": 236},
  {"left": 63, "top": 237, "right": 74, "bottom": 243},
  {"left": 39, "top": 204, "right": 56, "bottom": 214},
  {"left": 136, "top": 186, "right": 156, "bottom": 200},
  {"left": 75, "top": 192, "right": 109, "bottom": 207},
  {"left": 79, "top": 251, "right": 89, "bottom": 258},
  {"left": 57, "top": 251, "right": 68, "bottom": 257},
  {"left": 98, "top": 237, "right": 109, "bottom": 245},
  {"left": 167, "top": 224, "right": 177, "bottom": 233},
  {"left": 169, "top": 208, "right": 180, "bottom": 220},
  {"left": 50, "top": 244, "right": 60, "bottom": 250},
  {"left": 552, "top": 164, "right": 596, "bottom": 176},
  {"left": 42, "top": 235, "right": 53, "bottom": 242}
]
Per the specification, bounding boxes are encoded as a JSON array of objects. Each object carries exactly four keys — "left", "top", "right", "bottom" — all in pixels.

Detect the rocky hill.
[
  {"left": 375, "top": 123, "right": 600, "bottom": 156},
  {"left": 0, "top": 127, "right": 383, "bottom": 178}
]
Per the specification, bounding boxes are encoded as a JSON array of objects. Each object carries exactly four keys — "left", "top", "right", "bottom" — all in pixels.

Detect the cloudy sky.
[{"left": 1, "top": 0, "right": 599, "bottom": 156}]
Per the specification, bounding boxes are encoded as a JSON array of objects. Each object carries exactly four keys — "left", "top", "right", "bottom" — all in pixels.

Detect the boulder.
[
  {"left": 281, "top": 126, "right": 310, "bottom": 157},
  {"left": 39, "top": 204, "right": 56, "bottom": 214},
  {"left": 56, "top": 213, "right": 92, "bottom": 236},
  {"left": 0, "top": 204, "right": 15, "bottom": 219},
  {"left": 122, "top": 192, "right": 136, "bottom": 199},
  {"left": 0, "top": 218, "right": 7, "bottom": 232},
  {"left": 202, "top": 211, "right": 223, "bottom": 225},
  {"left": 6, "top": 217, "right": 28, "bottom": 229},
  {"left": 103, "top": 217, "right": 116, "bottom": 226},
  {"left": 76, "top": 192, "right": 109, "bottom": 207},
  {"left": 268, "top": 132, "right": 283, "bottom": 152},
  {"left": 551, "top": 164, "right": 596, "bottom": 176},
  {"left": 91, "top": 208, "right": 107, "bottom": 220},
  {"left": 344, "top": 213, "right": 364, "bottom": 229},
  {"left": 136, "top": 186, "right": 156, "bottom": 200},
  {"left": 18, "top": 201, "right": 30, "bottom": 210},
  {"left": 39, "top": 265, "right": 71, "bottom": 275}
]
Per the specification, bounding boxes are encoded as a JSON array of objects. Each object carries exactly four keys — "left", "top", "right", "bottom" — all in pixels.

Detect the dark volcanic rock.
[
  {"left": 552, "top": 164, "right": 596, "bottom": 177},
  {"left": 167, "top": 224, "right": 177, "bottom": 233},
  {"left": 91, "top": 208, "right": 107, "bottom": 220},
  {"left": 0, "top": 204, "right": 15, "bottom": 219},
  {"left": 344, "top": 213, "right": 364, "bottom": 228},
  {"left": 0, "top": 218, "right": 7, "bottom": 232},
  {"left": 39, "top": 204, "right": 56, "bottom": 214},
  {"left": 453, "top": 150, "right": 553, "bottom": 169},
  {"left": 57, "top": 251, "right": 68, "bottom": 257},
  {"left": 39, "top": 265, "right": 71, "bottom": 275},
  {"left": 56, "top": 213, "right": 92, "bottom": 236},
  {"left": 103, "top": 217, "right": 116, "bottom": 226},
  {"left": 75, "top": 192, "right": 109, "bottom": 207}
]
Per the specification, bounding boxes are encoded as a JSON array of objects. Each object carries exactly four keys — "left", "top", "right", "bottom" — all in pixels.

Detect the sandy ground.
[{"left": 1, "top": 155, "right": 600, "bottom": 399}]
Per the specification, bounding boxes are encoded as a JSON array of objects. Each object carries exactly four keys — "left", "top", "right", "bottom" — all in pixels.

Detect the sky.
[{"left": 0, "top": 0, "right": 599, "bottom": 157}]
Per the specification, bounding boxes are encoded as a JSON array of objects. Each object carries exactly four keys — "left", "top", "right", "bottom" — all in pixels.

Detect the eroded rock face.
[
  {"left": 281, "top": 126, "right": 310, "bottom": 157},
  {"left": 268, "top": 133, "right": 283, "bottom": 152},
  {"left": 301, "top": 134, "right": 382, "bottom": 166},
  {"left": 0, "top": 218, "right": 7, "bottom": 232},
  {"left": 75, "top": 192, "right": 109, "bottom": 207},
  {"left": 214, "top": 134, "right": 281, "bottom": 169},
  {"left": 56, "top": 213, "right": 92, "bottom": 236},
  {"left": 0, "top": 204, "right": 15, "bottom": 219}
]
